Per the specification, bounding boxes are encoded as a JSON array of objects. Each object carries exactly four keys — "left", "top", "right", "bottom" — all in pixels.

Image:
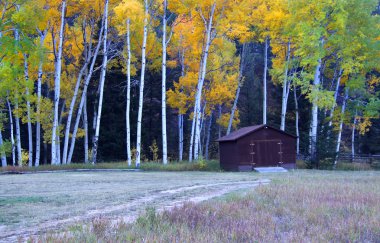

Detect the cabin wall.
[
  {"left": 219, "top": 127, "right": 296, "bottom": 171},
  {"left": 219, "top": 141, "right": 238, "bottom": 170}
]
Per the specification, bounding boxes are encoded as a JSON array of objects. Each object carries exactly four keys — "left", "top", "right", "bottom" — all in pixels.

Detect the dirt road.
[{"left": 0, "top": 171, "right": 268, "bottom": 241}]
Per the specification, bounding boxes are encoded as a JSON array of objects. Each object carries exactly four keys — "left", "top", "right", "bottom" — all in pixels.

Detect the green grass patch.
[
  {"left": 0, "top": 196, "right": 45, "bottom": 206},
  {"left": 0, "top": 160, "right": 221, "bottom": 173}
]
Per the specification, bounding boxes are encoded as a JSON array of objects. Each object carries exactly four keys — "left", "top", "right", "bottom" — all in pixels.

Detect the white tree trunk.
[
  {"left": 351, "top": 110, "right": 357, "bottom": 161},
  {"left": 125, "top": 19, "right": 132, "bottom": 166},
  {"left": 334, "top": 88, "right": 348, "bottom": 167},
  {"left": 6, "top": 98, "right": 16, "bottom": 166},
  {"left": 0, "top": 127, "right": 7, "bottom": 167},
  {"left": 135, "top": 0, "right": 149, "bottom": 167},
  {"left": 67, "top": 14, "right": 105, "bottom": 164},
  {"left": 189, "top": 58, "right": 203, "bottom": 162},
  {"left": 178, "top": 114, "right": 183, "bottom": 161},
  {"left": 161, "top": 0, "right": 168, "bottom": 165},
  {"left": 294, "top": 86, "right": 300, "bottom": 157},
  {"left": 56, "top": 103, "right": 65, "bottom": 165},
  {"left": 227, "top": 44, "right": 246, "bottom": 135},
  {"left": 62, "top": 61, "right": 89, "bottom": 164},
  {"left": 14, "top": 101, "right": 22, "bottom": 167},
  {"left": 23, "top": 55, "right": 33, "bottom": 167},
  {"left": 280, "top": 41, "right": 291, "bottom": 131},
  {"left": 51, "top": 0, "right": 66, "bottom": 165},
  {"left": 198, "top": 103, "right": 207, "bottom": 157},
  {"left": 193, "top": 3, "right": 216, "bottom": 160},
  {"left": 91, "top": 0, "right": 109, "bottom": 164},
  {"left": 35, "top": 31, "right": 47, "bottom": 167},
  {"left": 83, "top": 97, "right": 89, "bottom": 163},
  {"left": 328, "top": 68, "right": 343, "bottom": 128},
  {"left": 189, "top": 110, "right": 196, "bottom": 162},
  {"left": 263, "top": 37, "right": 268, "bottom": 125},
  {"left": 310, "top": 57, "right": 322, "bottom": 164}
]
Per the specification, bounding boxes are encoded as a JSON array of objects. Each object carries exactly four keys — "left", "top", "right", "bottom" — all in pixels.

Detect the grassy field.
[
  {"left": 35, "top": 170, "right": 380, "bottom": 242},
  {"left": 1, "top": 170, "right": 379, "bottom": 242},
  {"left": 0, "top": 160, "right": 221, "bottom": 173},
  {"left": 0, "top": 170, "right": 263, "bottom": 241}
]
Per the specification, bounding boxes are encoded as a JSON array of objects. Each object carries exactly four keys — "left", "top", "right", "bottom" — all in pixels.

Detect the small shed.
[{"left": 217, "top": 125, "right": 296, "bottom": 171}]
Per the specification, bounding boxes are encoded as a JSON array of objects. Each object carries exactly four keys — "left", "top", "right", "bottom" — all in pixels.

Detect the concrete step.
[{"left": 254, "top": 167, "right": 288, "bottom": 173}]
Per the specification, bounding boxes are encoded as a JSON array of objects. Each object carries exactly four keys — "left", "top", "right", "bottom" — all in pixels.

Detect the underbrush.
[
  {"left": 36, "top": 171, "right": 380, "bottom": 242},
  {"left": 0, "top": 160, "right": 220, "bottom": 173},
  {"left": 296, "top": 159, "right": 375, "bottom": 171},
  {"left": 140, "top": 160, "right": 220, "bottom": 171}
]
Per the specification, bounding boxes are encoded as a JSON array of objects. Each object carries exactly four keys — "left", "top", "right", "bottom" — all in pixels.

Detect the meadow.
[{"left": 1, "top": 169, "right": 379, "bottom": 242}]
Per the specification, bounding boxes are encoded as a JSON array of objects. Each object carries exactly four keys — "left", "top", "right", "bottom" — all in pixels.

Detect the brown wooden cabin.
[{"left": 217, "top": 125, "right": 296, "bottom": 171}]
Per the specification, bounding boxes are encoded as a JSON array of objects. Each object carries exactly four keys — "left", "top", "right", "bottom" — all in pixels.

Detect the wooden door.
[{"left": 251, "top": 140, "right": 282, "bottom": 167}]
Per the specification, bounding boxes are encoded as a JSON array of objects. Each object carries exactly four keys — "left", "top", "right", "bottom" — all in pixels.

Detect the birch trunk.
[
  {"left": 51, "top": 0, "right": 66, "bottom": 165},
  {"left": 178, "top": 114, "right": 183, "bottom": 161},
  {"left": 198, "top": 104, "right": 207, "bottom": 157},
  {"left": 6, "top": 98, "right": 15, "bottom": 166},
  {"left": 189, "top": 59, "right": 203, "bottom": 162},
  {"left": 83, "top": 97, "right": 89, "bottom": 163},
  {"left": 35, "top": 31, "right": 46, "bottom": 167},
  {"left": 280, "top": 41, "right": 291, "bottom": 131},
  {"left": 178, "top": 48, "right": 185, "bottom": 162},
  {"left": 67, "top": 14, "right": 105, "bottom": 164},
  {"left": 328, "top": 69, "right": 343, "bottom": 128},
  {"left": 161, "top": 0, "right": 168, "bottom": 165},
  {"left": 125, "top": 19, "right": 132, "bottom": 166},
  {"left": 351, "top": 111, "right": 357, "bottom": 161},
  {"left": 24, "top": 55, "right": 33, "bottom": 167},
  {"left": 294, "top": 86, "right": 300, "bottom": 157},
  {"left": 263, "top": 37, "right": 269, "bottom": 124},
  {"left": 56, "top": 103, "right": 65, "bottom": 165},
  {"left": 310, "top": 58, "right": 322, "bottom": 164},
  {"left": 14, "top": 101, "right": 22, "bottom": 166},
  {"left": 0, "top": 127, "right": 6, "bottom": 167},
  {"left": 334, "top": 88, "right": 349, "bottom": 167},
  {"left": 227, "top": 43, "right": 246, "bottom": 135},
  {"left": 135, "top": 0, "right": 149, "bottom": 167},
  {"left": 193, "top": 3, "right": 216, "bottom": 160},
  {"left": 91, "top": 0, "right": 109, "bottom": 164},
  {"left": 205, "top": 114, "right": 213, "bottom": 160},
  {"left": 62, "top": 59, "right": 89, "bottom": 164}
]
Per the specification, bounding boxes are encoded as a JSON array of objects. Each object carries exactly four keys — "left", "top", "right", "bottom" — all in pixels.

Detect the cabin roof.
[{"left": 217, "top": 124, "right": 297, "bottom": 142}]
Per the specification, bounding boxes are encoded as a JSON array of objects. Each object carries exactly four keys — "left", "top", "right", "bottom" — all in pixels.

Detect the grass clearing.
[
  {"left": 36, "top": 170, "right": 380, "bottom": 242},
  {"left": 0, "top": 160, "right": 220, "bottom": 173},
  {"left": 0, "top": 170, "right": 261, "bottom": 241}
]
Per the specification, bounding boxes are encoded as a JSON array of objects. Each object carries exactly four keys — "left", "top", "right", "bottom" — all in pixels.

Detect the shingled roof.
[{"left": 217, "top": 124, "right": 296, "bottom": 142}]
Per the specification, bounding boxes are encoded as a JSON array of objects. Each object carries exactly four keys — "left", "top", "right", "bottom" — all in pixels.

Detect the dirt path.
[{"left": 0, "top": 178, "right": 269, "bottom": 242}]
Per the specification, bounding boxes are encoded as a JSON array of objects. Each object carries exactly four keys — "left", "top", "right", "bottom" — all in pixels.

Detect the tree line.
[{"left": 0, "top": 0, "right": 379, "bottom": 168}]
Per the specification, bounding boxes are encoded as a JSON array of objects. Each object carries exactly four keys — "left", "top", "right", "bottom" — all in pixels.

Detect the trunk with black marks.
[
  {"left": 135, "top": 0, "right": 149, "bottom": 167},
  {"left": 51, "top": 0, "right": 66, "bottom": 165},
  {"left": 334, "top": 88, "right": 349, "bottom": 167},
  {"left": 263, "top": 37, "right": 268, "bottom": 124},
  {"left": 6, "top": 98, "right": 16, "bottom": 166},
  {"left": 91, "top": 0, "right": 109, "bottom": 164},
  {"left": 67, "top": 13, "right": 105, "bottom": 164},
  {"left": 125, "top": 19, "right": 132, "bottom": 166},
  {"left": 193, "top": 3, "right": 216, "bottom": 160},
  {"left": 280, "top": 41, "right": 291, "bottom": 131}
]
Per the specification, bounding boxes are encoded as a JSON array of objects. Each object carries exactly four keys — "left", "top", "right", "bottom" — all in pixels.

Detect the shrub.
[{"left": 336, "top": 162, "right": 373, "bottom": 171}]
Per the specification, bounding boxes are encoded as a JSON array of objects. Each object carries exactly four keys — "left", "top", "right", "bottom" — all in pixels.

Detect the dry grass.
[
  {"left": 38, "top": 170, "right": 380, "bottom": 242},
  {"left": 0, "top": 170, "right": 260, "bottom": 240}
]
